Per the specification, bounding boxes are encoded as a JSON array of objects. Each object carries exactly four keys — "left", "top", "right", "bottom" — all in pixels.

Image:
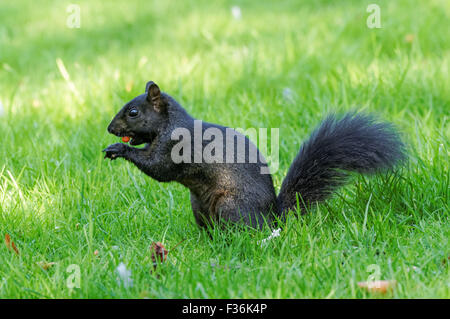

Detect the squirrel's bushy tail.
[{"left": 277, "top": 112, "right": 406, "bottom": 213}]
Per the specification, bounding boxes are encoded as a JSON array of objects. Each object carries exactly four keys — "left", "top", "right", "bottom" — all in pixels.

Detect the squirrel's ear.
[{"left": 145, "top": 81, "right": 163, "bottom": 112}]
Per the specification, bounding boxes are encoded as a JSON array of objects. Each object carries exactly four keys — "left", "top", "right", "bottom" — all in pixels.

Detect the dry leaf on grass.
[
  {"left": 150, "top": 239, "right": 186, "bottom": 272},
  {"left": 125, "top": 80, "right": 134, "bottom": 92},
  {"left": 37, "top": 261, "right": 56, "bottom": 270},
  {"left": 4, "top": 233, "right": 20, "bottom": 255},
  {"left": 151, "top": 242, "right": 168, "bottom": 270},
  {"left": 404, "top": 34, "right": 415, "bottom": 43},
  {"left": 357, "top": 280, "right": 397, "bottom": 294}
]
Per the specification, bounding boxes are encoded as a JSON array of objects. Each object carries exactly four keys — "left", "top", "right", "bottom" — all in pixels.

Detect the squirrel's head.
[{"left": 107, "top": 81, "right": 170, "bottom": 146}]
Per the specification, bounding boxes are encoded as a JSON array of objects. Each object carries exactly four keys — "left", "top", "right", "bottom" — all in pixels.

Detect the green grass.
[{"left": 0, "top": 0, "right": 449, "bottom": 298}]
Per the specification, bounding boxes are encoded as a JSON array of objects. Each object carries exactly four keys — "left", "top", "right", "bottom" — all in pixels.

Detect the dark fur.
[
  {"left": 277, "top": 113, "right": 406, "bottom": 214},
  {"left": 104, "top": 81, "right": 406, "bottom": 229}
]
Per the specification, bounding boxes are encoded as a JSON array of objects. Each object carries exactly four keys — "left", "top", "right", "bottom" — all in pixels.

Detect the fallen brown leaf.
[
  {"left": 404, "top": 34, "right": 415, "bottom": 43},
  {"left": 11, "top": 241, "right": 19, "bottom": 255},
  {"left": 150, "top": 239, "right": 186, "bottom": 272},
  {"left": 4, "top": 233, "right": 10, "bottom": 247},
  {"left": 37, "top": 261, "right": 56, "bottom": 270},
  {"left": 4, "top": 233, "right": 20, "bottom": 255},
  {"left": 151, "top": 242, "right": 168, "bottom": 270},
  {"left": 125, "top": 80, "right": 134, "bottom": 92},
  {"left": 357, "top": 280, "right": 396, "bottom": 294}
]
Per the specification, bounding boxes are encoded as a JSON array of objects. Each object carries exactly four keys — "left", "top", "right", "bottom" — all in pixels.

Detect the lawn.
[{"left": 0, "top": 0, "right": 448, "bottom": 298}]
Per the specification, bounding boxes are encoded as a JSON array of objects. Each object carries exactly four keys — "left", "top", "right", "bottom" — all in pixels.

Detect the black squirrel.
[{"left": 103, "top": 81, "right": 405, "bottom": 229}]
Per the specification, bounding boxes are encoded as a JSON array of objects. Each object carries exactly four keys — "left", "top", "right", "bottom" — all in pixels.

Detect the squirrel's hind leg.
[{"left": 190, "top": 192, "right": 211, "bottom": 229}]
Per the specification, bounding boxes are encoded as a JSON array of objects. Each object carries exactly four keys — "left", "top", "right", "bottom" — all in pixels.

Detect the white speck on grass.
[
  {"left": 258, "top": 228, "right": 281, "bottom": 246},
  {"left": 114, "top": 70, "right": 120, "bottom": 80},
  {"left": 138, "top": 56, "right": 148, "bottom": 67},
  {"left": 0, "top": 100, "right": 4, "bottom": 117},
  {"left": 282, "top": 87, "right": 297, "bottom": 104},
  {"left": 406, "top": 266, "right": 421, "bottom": 273},
  {"left": 116, "top": 262, "right": 133, "bottom": 288},
  {"left": 231, "top": 6, "right": 242, "bottom": 20}
]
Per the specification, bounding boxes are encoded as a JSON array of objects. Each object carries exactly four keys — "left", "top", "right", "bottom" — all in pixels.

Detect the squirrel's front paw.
[{"left": 103, "top": 143, "right": 129, "bottom": 160}]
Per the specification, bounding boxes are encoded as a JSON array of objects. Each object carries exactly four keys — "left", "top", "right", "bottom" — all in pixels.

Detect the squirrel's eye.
[{"left": 128, "top": 109, "right": 139, "bottom": 117}]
